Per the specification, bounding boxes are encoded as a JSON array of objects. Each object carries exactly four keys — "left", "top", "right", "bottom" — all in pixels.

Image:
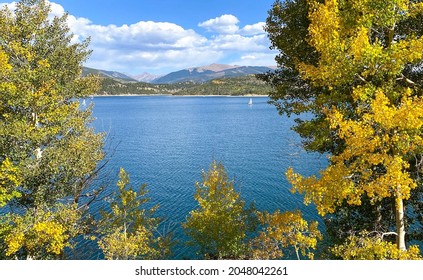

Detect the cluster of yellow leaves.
[
  {"left": 98, "top": 227, "right": 155, "bottom": 260},
  {"left": 331, "top": 232, "right": 422, "bottom": 260},
  {"left": 410, "top": 2, "right": 423, "bottom": 17},
  {"left": 298, "top": 0, "right": 423, "bottom": 87},
  {"left": 289, "top": 0, "right": 423, "bottom": 216},
  {"left": 250, "top": 210, "right": 322, "bottom": 260},
  {"left": 287, "top": 164, "right": 357, "bottom": 215},
  {"left": 3, "top": 204, "right": 80, "bottom": 259},
  {"left": 183, "top": 161, "right": 248, "bottom": 259},
  {"left": 0, "top": 49, "right": 12, "bottom": 75},
  {"left": 298, "top": 0, "right": 354, "bottom": 87},
  {"left": 98, "top": 168, "right": 163, "bottom": 260},
  {"left": 289, "top": 88, "right": 423, "bottom": 215},
  {"left": 194, "top": 161, "right": 243, "bottom": 212},
  {"left": 0, "top": 158, "right": 22, "bottom": 207}
]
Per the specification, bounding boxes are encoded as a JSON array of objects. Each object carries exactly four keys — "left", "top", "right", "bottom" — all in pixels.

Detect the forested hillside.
[{"left": 95, "top": 75, "right": 271, "bottom": 96}]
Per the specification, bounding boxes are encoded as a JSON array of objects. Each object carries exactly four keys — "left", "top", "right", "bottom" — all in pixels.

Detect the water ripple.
[{"left": 86, "top": 96, "right": 326, "bottom": 259}]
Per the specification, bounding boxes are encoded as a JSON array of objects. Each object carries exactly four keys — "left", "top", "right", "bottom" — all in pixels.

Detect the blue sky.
[{"left": 0, "top": 0, "right": 278, "bottom": 75}]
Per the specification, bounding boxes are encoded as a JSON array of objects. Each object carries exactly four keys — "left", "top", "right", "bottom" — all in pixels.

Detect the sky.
[{"left": 0, "top": 0, "right": 279, "bottom": 75}]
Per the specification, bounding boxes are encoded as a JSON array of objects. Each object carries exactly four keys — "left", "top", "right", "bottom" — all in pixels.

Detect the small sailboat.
[
  {"left": 82, "top": 99, "right": 86, "bottom": 106},
  {"left": 248, "top": 98, "right": 253, "bottom": 105}
]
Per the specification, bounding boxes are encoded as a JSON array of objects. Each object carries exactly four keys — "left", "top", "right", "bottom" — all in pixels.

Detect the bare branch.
[
  {"left": 356, "top": 74, "right": 367, "bottom": 83},
  {"left": 397, "top": 73, "right": 416, "bottom": 86},
  {"left": 381, "top": 232, "right": 398, "bottom": 240}
]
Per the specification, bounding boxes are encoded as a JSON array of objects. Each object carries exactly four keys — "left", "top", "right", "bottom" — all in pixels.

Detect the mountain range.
[
  {"left": 83, "top": 63, "right": 275, "bottom": 84},
  {"left": 151, "top": 64, "right": 275, "bottom": 84},
  {"left": 82, "top": 67, "right": 138, "bottom": 82},
  {"left": 132, "top": 72, "right": 163, "bottom": 83}
]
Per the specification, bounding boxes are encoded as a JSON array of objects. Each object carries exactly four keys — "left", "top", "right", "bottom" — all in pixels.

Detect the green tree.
[
  {"left": 0, "top": 0, "right": 104, "bottom": 259},
  {"left": 97, "top": 168, "right": 172, "bottom": 260},
  {"left": 183, "top": 161, "right": 255, "bottom": 259},
  {"left": 0, "top": 0, "right": 104, "bottom": 208}
]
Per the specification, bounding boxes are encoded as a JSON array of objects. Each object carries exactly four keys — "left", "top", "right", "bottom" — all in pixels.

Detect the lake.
[{"left": 89, "top": 95, "right": 327, "bottom": 259}]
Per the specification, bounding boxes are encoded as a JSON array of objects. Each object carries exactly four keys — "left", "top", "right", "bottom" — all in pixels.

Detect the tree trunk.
[
  {"left": 395, "top": 196, "right": 406, "bottom": 251},
  {"left": 294, "top": 245, "right": 300, "bottom": 260}
]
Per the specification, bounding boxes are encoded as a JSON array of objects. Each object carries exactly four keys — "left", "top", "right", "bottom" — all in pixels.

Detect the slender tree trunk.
[
  {"left": 33, "top": 112, "right": 43, "bottom": 160},
  {"left": 395, "top": 196, "right": 406, "bottom": 251},
  {"left": 294, "top": 245, "right": 300, "bottom": 260},
  {"left": 124, "top": 209, "right": 128, "bottom": 259}
]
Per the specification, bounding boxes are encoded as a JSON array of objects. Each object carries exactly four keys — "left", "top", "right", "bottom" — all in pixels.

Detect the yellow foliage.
[
  {"left": 289, "top": 88, "right": 422, "bottom": 215},
  {"left": 3, "top": 204, "right": 81, "bottom": 259},
  {"left": 97, "top": 168, "right": 164, "bottom": 260},
  {"left": 331, "top": 232, "right": 422, "bottom": 260},
  {"left": 0, "top": 158, "right": 22, "bottom": 207},
  {"left": 250, "top": 210, "right": 322, "bottom": 260},
  {"left": 183, "top": 161, "right": 249, "bottom": 259},
  {"left": 410, "top": 2, "right": 423, "bottom": 17},
  {"left": 0, "top": 49, "right": 12, "bottom": 74},
  {"left": 98, "top": 227, "right": 154, "bottom": 260},
  {"left": 5, "top": 232, "right": 24, "bottom": 257},
  {"left": 298, "top": 0, "right": 423, "bottom": 86},
  {"left": 284, "top": 0, "right": 423, "bottom": 255},
  {"left": 32, "top": 221, "right": 67, "bottom": 255}
]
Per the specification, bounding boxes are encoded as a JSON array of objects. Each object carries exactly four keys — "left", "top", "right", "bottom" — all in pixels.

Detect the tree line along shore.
[{"left": 95, "top": 75, "right": 272, "bottom": 96}]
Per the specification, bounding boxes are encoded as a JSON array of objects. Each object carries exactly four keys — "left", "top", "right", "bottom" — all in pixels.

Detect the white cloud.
[
  {"left": 198, "top": 14, "right": 240, "bottom": 34},
  {"left": 241, "top": 55, "right": 257, "bottom": 60},
  {"left": 208, "top": 34, "right": 269, "bottom": 52},
  {"left": 239, "top": 22, "right": 266, "bottom": 35},
  {"left": 73, "top": 21, "right": 206, "bottom": 50},
  {"left": 198, "top": 16, "right": 265, "bottom": 36},
  {"left": 0, "top": 1, "right": 276, "bottom": 74},
  {"left": 232, "top": 52, "right": 277, "bottom": 66},
  {"left": 49, "top": 1, "right": 65, "bottom": 17},
  {"left": 68, "top": 19, "right": 213, "bottom": 73}
]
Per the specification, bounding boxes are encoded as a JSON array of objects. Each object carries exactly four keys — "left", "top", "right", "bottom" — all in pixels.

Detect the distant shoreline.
[{"left": 92, "top": 94, "right": 268, "bottom": 98}]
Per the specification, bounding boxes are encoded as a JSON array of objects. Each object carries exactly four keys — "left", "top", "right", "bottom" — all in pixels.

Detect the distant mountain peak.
[
  {"left": 188, "top": 63, "right": 240, "bottom": 73},
  {"left": 152, "top": 64, "right": 275, "bottom": 84},
  {"left": 132, "top": 72, "right": 163, "bottom": 83},
  {"left": 82, "top": 64, "right": 276, "bottom": 85},
  {"left": 82, "top": 67, "right": 137, "bottom": 82}
]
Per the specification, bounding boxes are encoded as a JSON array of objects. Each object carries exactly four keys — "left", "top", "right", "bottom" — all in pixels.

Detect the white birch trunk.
[{"left": 395, "top": 196, "right": 406, "bottom": 251}]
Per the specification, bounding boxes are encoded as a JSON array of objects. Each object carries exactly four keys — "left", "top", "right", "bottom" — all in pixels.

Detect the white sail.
[{"left": 248, "top": 98, "right": 253, "bottom": 105}]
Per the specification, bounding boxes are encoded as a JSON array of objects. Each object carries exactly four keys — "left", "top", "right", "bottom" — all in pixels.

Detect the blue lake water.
[{"left": 89, "top": 95, "right": 327, "bottom": 259}]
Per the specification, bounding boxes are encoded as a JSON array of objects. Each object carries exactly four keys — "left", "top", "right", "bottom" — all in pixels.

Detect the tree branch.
[{"left": 397, "top": 74, "right": 416, "bottom": 86}]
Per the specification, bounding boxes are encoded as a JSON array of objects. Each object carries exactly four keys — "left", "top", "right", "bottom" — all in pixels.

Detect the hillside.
[
  {"left": 152, "top": 64, "right": 275, "bottom": 84},
  {"left": 95, "top": 75, "right": 271, "bottom": 96},
  {"left": 172, "top": 75, "right": 272, "bottom": 96},
  {"left": 82, "top": 67, "right": 137, "bottom": 82}
]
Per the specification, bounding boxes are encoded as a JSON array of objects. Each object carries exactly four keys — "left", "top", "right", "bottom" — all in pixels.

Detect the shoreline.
[{"left": 92, "top": 94, "right": 268, "bottom": 98}]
